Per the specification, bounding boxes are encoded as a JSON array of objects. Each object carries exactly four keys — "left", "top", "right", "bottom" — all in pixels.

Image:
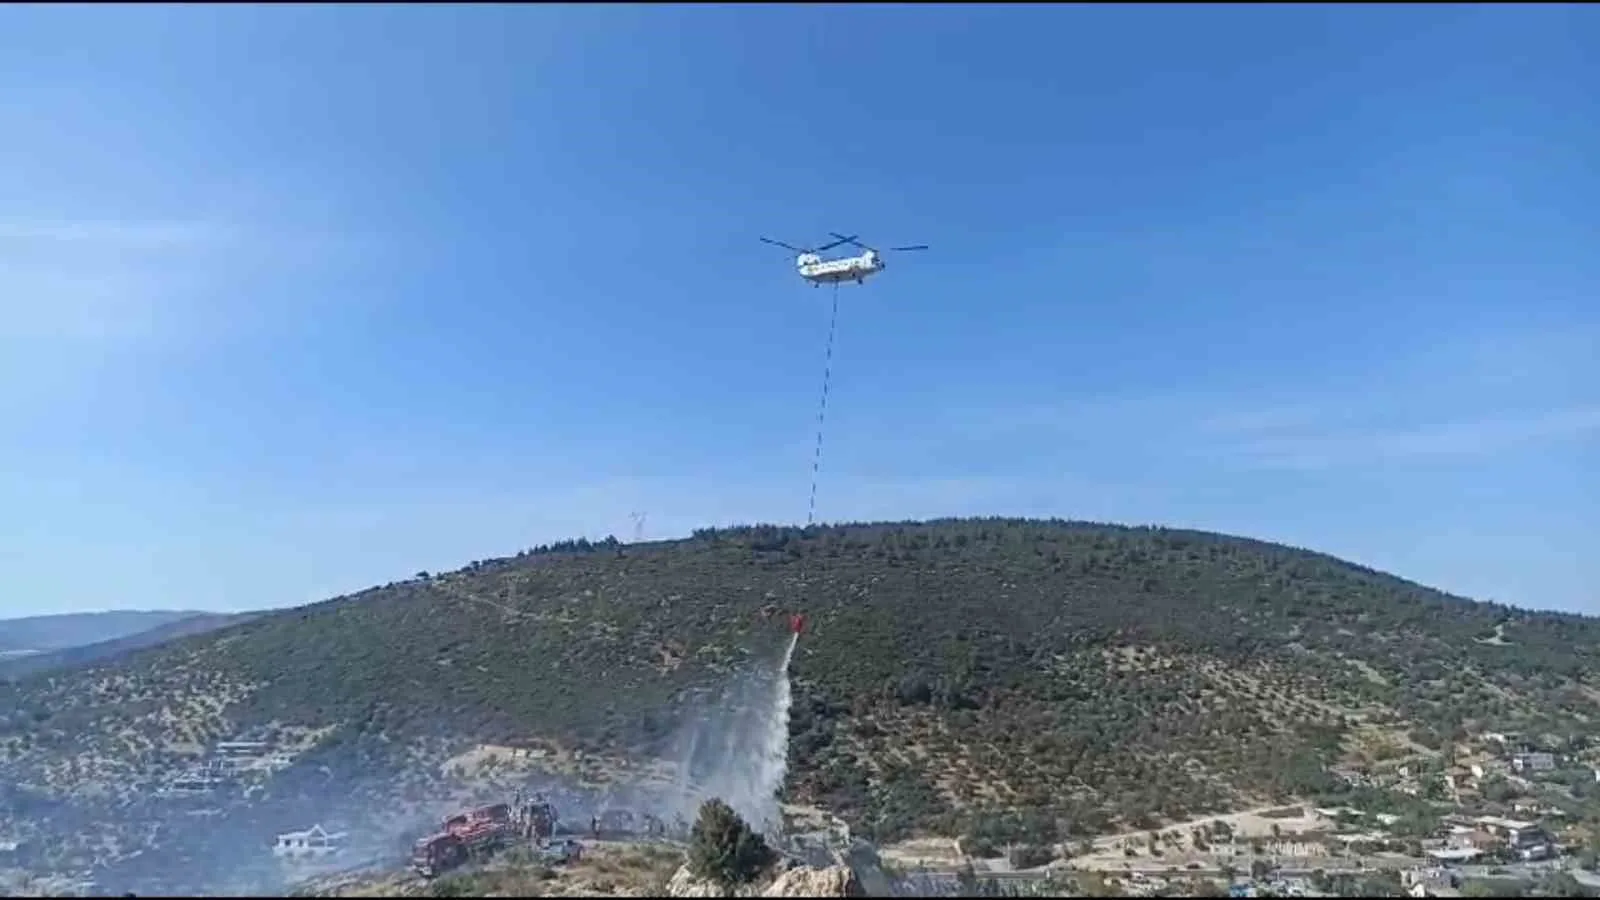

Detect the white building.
[
  {"left": 1426, "top": 847, "right": 1483, "bottom": 864},
  {"left": 1512, "top": 752, "right": 1555, "bottom": 774},
  {"left": 273, "top": 824, "right": 347, "bottom": 859},
  {"left": 1474, "top": 815, "right": 1535, "bottom": 836}
]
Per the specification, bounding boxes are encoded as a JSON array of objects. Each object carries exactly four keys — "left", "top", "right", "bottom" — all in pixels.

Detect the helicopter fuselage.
[{"left": 798, "top": 250, "right": 883, "bottom": 286}]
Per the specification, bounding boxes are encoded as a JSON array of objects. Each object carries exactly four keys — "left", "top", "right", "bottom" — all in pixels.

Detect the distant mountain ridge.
[
  {"left": 0, "top": 609, "right": 209, "bottom": 653},
  {"left": 0, "top": 611, "right": 259, "bottom": 681}
]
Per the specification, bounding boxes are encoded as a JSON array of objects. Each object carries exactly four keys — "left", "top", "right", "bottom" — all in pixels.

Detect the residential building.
[
  {"left": 1512, "top": 752, "right": 1555, "bottom": 773},
  {"left": 1402, "top": 866, "right": 1460, "bottom": 892},
  {"left": 1427, "top": 847, "right": 1484, "bottom": 864},
  {"left": 1507, "top": 826, "right": 1555, "bottom": 861},
  {"left": 169, "top": 757, "right": 231, "bottom": 794},
  {"left": 273, "top": 824, "right": 347, "bottom": 859},
  {"left": 1475, "top": 816, "right": 1535, "bottom": 837}
]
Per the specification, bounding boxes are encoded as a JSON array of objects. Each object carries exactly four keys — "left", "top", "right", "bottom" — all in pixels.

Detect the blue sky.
[{"left": 2, "top": 4, "right": 1595, "bottom": 618}]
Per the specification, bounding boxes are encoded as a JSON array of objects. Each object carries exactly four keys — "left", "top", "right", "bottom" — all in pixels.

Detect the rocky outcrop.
[
  {"left": 763, "top": 864, "right": 864, "bottom": 897},
  {"left": 666, "top": 865, "right": 752, "bottom": 898},
  {"left": 665, "top": 863, "right": 864, "bottom": 898}
]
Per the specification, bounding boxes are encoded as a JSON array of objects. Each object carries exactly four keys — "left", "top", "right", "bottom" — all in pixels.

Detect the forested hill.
[{"left": 3, "top": 518, "right": 1597, "bottom": 845}]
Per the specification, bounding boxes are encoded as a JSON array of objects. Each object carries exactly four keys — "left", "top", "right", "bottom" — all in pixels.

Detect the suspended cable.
[
  {"left": 797, "top": 281, "right": 841, "bottom": 597},
  {"left": 807, "top": 281, "right": 841, "bottom": 530}
]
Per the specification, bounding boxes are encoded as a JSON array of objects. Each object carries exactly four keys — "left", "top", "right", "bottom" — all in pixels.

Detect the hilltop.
[{"left": 2, "top": 517, "right": 1599, "bottom": 884}]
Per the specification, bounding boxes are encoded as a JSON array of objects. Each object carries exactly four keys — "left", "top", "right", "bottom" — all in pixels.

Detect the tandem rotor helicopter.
[{"left": 760, "top": 231, "right": 928, "bottom": 286}]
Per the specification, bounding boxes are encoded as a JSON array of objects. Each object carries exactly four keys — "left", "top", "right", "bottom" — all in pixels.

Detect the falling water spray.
[
  {"left": 753, "top": 631, "right": 799, "bottom": 836},
  {"left": 657, "top": 630, "right": 800, "bottom": 840}
]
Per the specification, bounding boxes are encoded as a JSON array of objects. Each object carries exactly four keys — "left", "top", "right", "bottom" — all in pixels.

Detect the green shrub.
[
  {"left": 687, "top": 798, "right": 777, "bottom": 886},
  {"left": 427, "top": 873, "right": 480, "bottom": 897}
]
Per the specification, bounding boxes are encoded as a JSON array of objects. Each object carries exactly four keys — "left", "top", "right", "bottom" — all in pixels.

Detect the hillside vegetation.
[{"left": 3, "top": 518, "right": 1598, "bottom": 853}]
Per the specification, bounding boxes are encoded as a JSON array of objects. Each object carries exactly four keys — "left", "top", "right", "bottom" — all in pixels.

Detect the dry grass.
[{"left": 308, "top": 843, "right": 682, "bottom": 898}]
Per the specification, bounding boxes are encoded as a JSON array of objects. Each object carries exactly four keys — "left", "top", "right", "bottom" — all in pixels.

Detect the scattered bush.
[{"left": 688, "top": 798, "right": 776, "bottom": 886}]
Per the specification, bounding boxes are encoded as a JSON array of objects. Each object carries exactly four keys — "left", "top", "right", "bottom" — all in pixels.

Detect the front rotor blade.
[
  {"left": 888, "top": 244, "right": 928, "bottom": 252},
  {"left": 761, "top": 237, "right": 806, "bottom": 253}
]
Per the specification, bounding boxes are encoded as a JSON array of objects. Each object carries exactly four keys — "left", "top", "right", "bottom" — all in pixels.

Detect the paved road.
[{"left": 1445, "top": 859, "right": 1570, "bottom": 881}]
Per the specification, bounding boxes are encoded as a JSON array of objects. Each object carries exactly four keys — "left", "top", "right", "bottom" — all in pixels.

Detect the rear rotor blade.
[
  {"left": 825, "top": 232, "right": 866, "bottom": 251},
  {"left": 888, "top": 244, "right": 928, "bottom": 252}
]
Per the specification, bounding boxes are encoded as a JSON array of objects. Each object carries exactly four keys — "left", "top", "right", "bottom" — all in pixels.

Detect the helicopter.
[{"left": 760, "top": 232, "right": 928, "bottom": 286}]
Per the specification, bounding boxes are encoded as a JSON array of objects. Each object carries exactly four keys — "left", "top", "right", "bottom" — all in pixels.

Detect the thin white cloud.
[
  {"left": 0, "top": 219, "right": 233, "bottom": 250},
  {"left": 0, "top": 218, "right": 240, "bottom": 343},
  {"left": 1196, "top": 405, "right": 1328, "bottom": 438},
  {"left": 0, "top": 213, "right": 379, "bottom": 349},
  {"left": 1193, "top": 324, "right": 1600, "bottom": 471},
  {"left": 944, "top": 319, "right": 1600, "bottom": 474},
  {"left": 0, "top": 265, "right": 173, "bottom": 343},
  {"left": 1229, "top": 405, "right": 1600, "bottom": 471},
  {"left": 0, "top": 211, "right": 383, "bottom": 442}
]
